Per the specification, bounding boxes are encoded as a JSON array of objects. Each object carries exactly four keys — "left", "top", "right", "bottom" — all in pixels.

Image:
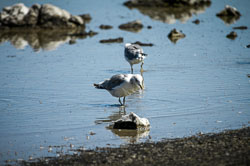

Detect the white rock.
[
  {"left": 40, "top": 4, "right": 71, "bottom": 21},
  {"left": 1, "top": 3, "right": 29, "bottom": 25},
  {"left": 113, "top": 112, "right": 150, "bottom": 129}
]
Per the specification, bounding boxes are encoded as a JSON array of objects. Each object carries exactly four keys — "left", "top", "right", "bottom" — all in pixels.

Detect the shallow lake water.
[{"left": 0, "top": 0, "right": 250, "bottom": 164}]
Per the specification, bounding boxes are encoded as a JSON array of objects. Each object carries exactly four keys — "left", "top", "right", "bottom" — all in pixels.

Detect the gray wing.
[
  {"left": 125, "top": 44, "right": 143, "bottom": 60},
  {"left": 105, "top": 74, "right": 126, "bottom": 90}
]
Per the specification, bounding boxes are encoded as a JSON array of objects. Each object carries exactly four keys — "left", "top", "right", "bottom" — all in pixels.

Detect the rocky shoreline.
[{"left": 21, "top": 127, "right": 250, "bottom": 166}]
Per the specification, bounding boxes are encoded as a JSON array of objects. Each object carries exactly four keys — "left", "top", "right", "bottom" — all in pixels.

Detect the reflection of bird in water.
[
  {"left": 94, "top": 74, "right": 144, "bottom": 106},
  {"left": 124, "top": 43, "right": 147, "bottom": 74}
]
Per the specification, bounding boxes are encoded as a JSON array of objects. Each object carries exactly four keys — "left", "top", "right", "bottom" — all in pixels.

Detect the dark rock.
[
  {"left": 247, "top": 74, "right": 250, "bottom": 77},
  {"left": 246, "top": 45, "right": 250, "bottom": 48},
  {"left": 100, "top": 37, "right": 123, "bottom": 43},
  {"left": 69, "top": 39, "right": 76, "bottom": 45},
  {"left": 192, "top": 19, "right": 200, "bottom": 24},
  {"left": 99, "top": 24, "right": 113, "bottom": 30},
  {"left": 132, "top": 41, "right": 153, "bottom": 46},
  {"left": 168, "top": 28, "right": 186, "bottom": 43},
  {"left": 114, "top": 121, "right": 137, "bottom": 129},
  {"left": 70, "top": 30, "right": 98, "bottom": 38},
  {"left": 84, "top": 30, "right": 98, "bottom": 37},
  {"left": 119, "top": 20, "right": 143, "bottom": 32},
  {"left": 233, "top": 26, "right": 248, "bottom": 30},
  {"left": 79, "top": 14, "right": 91, "bottom": 23},
  {"left": 216, "top": 5, "right": 241, "bottom": 24},
  {"left": 147, "top": 25, "right": 152, "bottom": 29},
  {"left": 24, "top": 4, "right": 41, "bottom": 26},
  {"left": 226, "top": 31, "right": 237, "bottom": 40},
  {"left": 69, "top": 15, "right": 84, "bottom": 25}
]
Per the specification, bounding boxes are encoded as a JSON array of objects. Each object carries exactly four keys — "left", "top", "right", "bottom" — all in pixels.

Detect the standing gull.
[
  {"left": 94, "top": 74, "right": 144, "bottom": 106},
  {"left": 124, "top": 43, "right": 148, "bottom": 74}
]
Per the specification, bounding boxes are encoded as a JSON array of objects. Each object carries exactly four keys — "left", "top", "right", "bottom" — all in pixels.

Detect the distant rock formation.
[
  {"left": 0, "top": 3, "right": 97, "bottom": 51},
  {"left": 0, "top": 3, "right": 88, "bottom": 28}
]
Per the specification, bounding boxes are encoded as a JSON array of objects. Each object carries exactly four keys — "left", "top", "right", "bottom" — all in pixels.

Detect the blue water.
[{"left": 0, "top": 0, "right": 250, "bottom": 164}]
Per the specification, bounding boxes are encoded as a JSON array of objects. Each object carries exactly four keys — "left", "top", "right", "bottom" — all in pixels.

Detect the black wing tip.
[
  {"left": 94, "top": 83, "right": 105, "bottom": 89},
  {"left": 93, "top": 83, "right": 99, "bottom": 88}
]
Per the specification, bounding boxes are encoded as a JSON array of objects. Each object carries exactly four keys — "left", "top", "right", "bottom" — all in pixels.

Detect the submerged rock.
[
  {"left": 246, "top": 45, "right": 250, "bottom": 48},
  {"left": 226, "top": 31, "right": 237, "bottom": 40},
  {"left": 132, "top": 41, "right": 154, "bottom": 47},
  {"left": 233, "top": 26, "right": 248, "bottom": 30},
  {"left": 119, "top": 20, "right": 143, "bottom": 32},
  {"left": 192, "top": 19, "right": 200, "bottom": 24},
  {"left": 99, "top": 37, "right": 123, "bottom": 43},
  {"left": 78, "top": 14, "right": 91, "bottom": 23},
  {"left": 124, "top": 0, "right": 211, "bottom": 24},
  {"left": 216, "top": 5, "right": 241, "bottom": 24},
  {"left": 112, "top": 112, "right": 150, "bottom": 129},
  {"left": 99, "top": 24, "right": 113, "bottom": 30},
  {"left": 0, "top": 3, "right": 87, "bottom": 28},
  {"left": 168, "top": 28, "right": 186, "bottom": 43}
]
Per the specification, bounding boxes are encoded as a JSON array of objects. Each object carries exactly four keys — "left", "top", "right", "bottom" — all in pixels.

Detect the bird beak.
[{"left": 142, "top": 53, "right": 148, "bottom": 56}]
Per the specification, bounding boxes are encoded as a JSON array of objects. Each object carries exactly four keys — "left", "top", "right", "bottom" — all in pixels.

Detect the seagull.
[
  {"left": 124, "top": 43, "right": 148, "bottom": 74},
  {"left": 94, "top": 74, "right": 144, "bottom": 106}
]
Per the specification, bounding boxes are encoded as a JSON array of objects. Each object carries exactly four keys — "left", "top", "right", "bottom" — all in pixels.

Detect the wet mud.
[{"left": 21, "top": 127, "right": 250, "bottom": 166}]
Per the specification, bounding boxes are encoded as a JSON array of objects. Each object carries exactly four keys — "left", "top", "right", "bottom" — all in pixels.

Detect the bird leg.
[
  {"left": 140, "top": 61, "right": 144, "bottom": 72},
  {"left": 118, "top": 97, "right": 122, "bottom": 105},
  {"left": 141, "top": 61, "right": 144, "bottom": 68},
  {"left": 130, "top": 65, "right": 133, "bottom": 74},
  {"left": 123, "top": 97, "right": 126, "bottom": 106}
]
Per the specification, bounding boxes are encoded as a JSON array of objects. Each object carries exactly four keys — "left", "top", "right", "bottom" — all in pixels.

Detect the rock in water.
[
  {"left": 168, "top": 28, "right": 186, "bottom": 43},
  {"left": 226, "top": 31, "right": 237, "bottom": 40},
  {"left": 0, "top": 3, "right": 85, "bottom": 28},
  {"left": 24, "top": 4, "right": 41, "bottom": 26},
  {"left": 0, "top": 3, "right": 29, "bottom": 26},
  {"left": 216, "top": 5, "right": 241, "bottom": 24},
  {"left": 99, "top": 37, "right": 123, "bottom": 43},
  {"left": 119, "top": 20, "right": 143, "bottom": 32},
  {"left": 113, "top": 112, "right": 150, "bottom": 129},
  {"left": 40, "top": 4, "right": 71, "bottom": 27}
]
